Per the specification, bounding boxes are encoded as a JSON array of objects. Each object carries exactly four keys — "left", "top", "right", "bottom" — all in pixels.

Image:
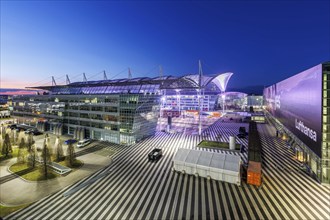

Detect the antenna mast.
[
  {"left": 198, "top": 60, "right": 203, "bottom": 87},
  {"left": 103, "top": 70, "right": 108, "bottom": 80},
  {"left": 128, "top": 68, "right": 132, "bottom": 79},
  {"left": 83, "top": 73, "right": 87, "bottom": 82},
  {"left": 66, "top": 74, "right": 71, "bottom": 85},
  {"left": 52, "top": 76, "right": 57, "bottom": 86}
]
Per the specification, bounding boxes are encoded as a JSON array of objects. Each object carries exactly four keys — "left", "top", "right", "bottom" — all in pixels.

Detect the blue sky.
[{"left": 1, "top": 1, "right": 329, "bottom": 89}]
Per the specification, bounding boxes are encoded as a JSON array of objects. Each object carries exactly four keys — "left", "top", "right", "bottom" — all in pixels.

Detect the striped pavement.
[{"left": 5, "top": 119, "right": 330, "bottom": 220}]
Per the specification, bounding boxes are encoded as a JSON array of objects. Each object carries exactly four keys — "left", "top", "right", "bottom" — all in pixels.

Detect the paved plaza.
[
  {"left": 0, "top": 141, "right": 123, "bottom": 206},
  {"left": 4, "top": 119, "right": 330, "bottom": 220}
]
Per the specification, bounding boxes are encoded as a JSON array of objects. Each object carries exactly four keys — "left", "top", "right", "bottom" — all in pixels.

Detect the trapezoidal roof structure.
[{"left": 27, "top": 72, "right": 233, "bottom": 95}]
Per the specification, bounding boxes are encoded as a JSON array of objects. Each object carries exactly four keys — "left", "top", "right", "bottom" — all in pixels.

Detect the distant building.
[
  {"left": 264, "top": 62, "right": 330, "bottom": 184},
  {"left": 247, "top": 95, "right": 263, "bottom": 109},
  {"left": 0, "top": 95, "right": 8, "bottom": 105},
  {"left": 0, "top": 107, "right": 10, "bottom": 118},
  {"left": 11, "top": 72, "right": 233, "bottom": 145},
  {"left": 0, "top": 95, "right": 11, "bottom": 118},
  {"left": 217, "top": 92, "right": 247, "bottom": 111}
]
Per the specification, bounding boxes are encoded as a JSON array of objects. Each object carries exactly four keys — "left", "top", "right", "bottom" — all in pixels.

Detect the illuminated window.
[{"left": 323, "top": 107, "right": 328, "bottom": 115}]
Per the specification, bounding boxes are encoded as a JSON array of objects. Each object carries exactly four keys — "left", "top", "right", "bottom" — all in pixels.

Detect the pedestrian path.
[
  {"left": 0, "top": 144, "right": 118, "bottom": 207},
  {"left": 5, "top": 121, "right": 330, "bottom": 220}
]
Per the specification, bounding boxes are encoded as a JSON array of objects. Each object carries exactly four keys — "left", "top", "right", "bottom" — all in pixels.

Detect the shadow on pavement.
[{"left": 0, "top": 167, "right": 34, "bottom": 184}]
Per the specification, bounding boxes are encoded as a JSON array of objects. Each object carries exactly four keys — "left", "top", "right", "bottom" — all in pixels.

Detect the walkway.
[
  {"left": 0, "top": 142, "right": 120, "bottom": 206},
  {"left": 5, "top": 120, "right": 330, "bottom": 220}
]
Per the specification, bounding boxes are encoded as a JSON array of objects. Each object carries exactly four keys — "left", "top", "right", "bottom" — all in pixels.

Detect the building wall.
[
  {"left": 322, "top": 63, "right": 330, "bottom": 184},
  {"left": 162, "top": 94, "right": 217, "bottom": 111},
  {"left": 12, "top": 93, "right": 160, "bottom": 145},
  {"left": 217, "top": 92, "right": 247, "bottom": 110},
  {"left": 264, "top": 62, "right": 330, "bottom": 184},
  {"left": 0, "top": 110, "right": 10, "bottom": 118}
]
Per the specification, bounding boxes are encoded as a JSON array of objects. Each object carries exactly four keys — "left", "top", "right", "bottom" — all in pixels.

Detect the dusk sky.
[{"left": 1, "top": 1, "right": 329, "bottom": 89}]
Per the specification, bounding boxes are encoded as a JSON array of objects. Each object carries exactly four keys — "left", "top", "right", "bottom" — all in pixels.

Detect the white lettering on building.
[
  {"left": 295, "top": 119, "right": 317, "bottom": 142},
  {"left": 275, "top": 95, "right": 281, "bottom": 109}
]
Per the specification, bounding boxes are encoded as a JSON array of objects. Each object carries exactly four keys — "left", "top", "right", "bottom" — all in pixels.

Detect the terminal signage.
[{"left": 264, "top": 64, "right": 322, "bottom": 157}]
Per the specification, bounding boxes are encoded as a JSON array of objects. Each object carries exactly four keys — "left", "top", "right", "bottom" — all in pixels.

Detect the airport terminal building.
[
  {"left": 11, "top": 72, "right": 233, "bottom": 145},
  {"left": 264, "top": 62, "right": 330, "bottom": 184}
]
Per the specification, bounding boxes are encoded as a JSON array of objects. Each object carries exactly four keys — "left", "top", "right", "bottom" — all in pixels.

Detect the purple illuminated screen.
[{"left": 264, "top": 64, "right": 322, "bottom": 157}]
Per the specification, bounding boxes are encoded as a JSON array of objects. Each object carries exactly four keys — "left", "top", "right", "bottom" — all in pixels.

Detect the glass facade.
[
  {"left": 217, "top": 92, "right": 247, "bottom": 111},
  {"left": 246, "top": 95, "right": 263, "bottom": 109},
  {"left": 12, "top": 94, "right": 159, "bottom": 145},
  {"left": 162, "top": 94, "right": 217, "bottom": 111},
  {"left": 322, "top": 63, "right": 330, "bottom": 184},
  {"left": 11, "top": 72, "right": 233, "bottom": 145}
]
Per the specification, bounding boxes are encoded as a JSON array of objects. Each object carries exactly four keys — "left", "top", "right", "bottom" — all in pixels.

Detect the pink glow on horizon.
[{"left": 0, "top": 90, "right": 40, "bottom": 96}]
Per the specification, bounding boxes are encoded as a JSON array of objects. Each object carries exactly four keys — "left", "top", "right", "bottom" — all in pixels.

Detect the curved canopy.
[
  {"left": 160, "top": 72, "right": 233, "bottom": 92},
  {"left": 211, "top": 72, "right": 233, "bottom": 92},
  {"left": 28, "top": 72, "right": 234, "bottom": 95}
]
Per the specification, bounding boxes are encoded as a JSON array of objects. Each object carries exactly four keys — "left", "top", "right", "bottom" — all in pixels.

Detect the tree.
[
  {"left": 26, "top": 133, "right": 35, "bottom": 152},
  {"left": 66, "top": 142, "right": 76, "bottom": 167},
  {"left": 26, "top": 133, "right": 36, "bottom": 168},
  {"left": 2, "top": 133, "right": 12, "bottom": 157},
  {"left": 54, "top": 136, "right": 64, "bottom": 162},
  {"left": 28, "top": 144, "right": 36, "bottom": 168},
  {"left": 41, "top": 135, "right": 51, "bottom": 178},
  {"left": 0, "top": 135, "right": 3, "bottom": 152},
  {"left": 45, "top": 133, "right": 52, "bottom": 155},
  {"left": 17, "top": 137, "right": 26, "bottom": 163},
  {"left": 9, "top": 129, "right": 15, "bottom": 144},
  {"left": 0, "top": 125, "right": 6, "bottom": 139}
]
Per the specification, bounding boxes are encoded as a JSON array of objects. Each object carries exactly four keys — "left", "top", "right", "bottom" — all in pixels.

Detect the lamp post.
[
  {"left": 222, "top": 93, "right": 226, "bottom": 114},
  {"left": 198, "top": 60, "right": 203, "bottom": 136},
  {"left": 198, "top": 92, "right": 202, "bottom": 135},
  {"left": 175, "top": 89, "right": 181, "bottom": 117}
]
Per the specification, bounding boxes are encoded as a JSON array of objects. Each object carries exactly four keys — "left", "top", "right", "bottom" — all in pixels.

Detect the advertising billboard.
[{"left": 264, "top": 64, "right": 322, "bottom": 157}]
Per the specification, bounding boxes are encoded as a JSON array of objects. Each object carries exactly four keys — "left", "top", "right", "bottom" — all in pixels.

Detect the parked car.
[
  {"left": 148, "top": 148, "right": 163, "bottom": 161},
  {"left": 25, "top": 128, "right": 43, "bottom": 135},
  {"left": 8, "top": 124, "right": 17, "bottom": 130},
  {"left": 15, "top": 127, "right": 27, "bottom": 132},
  {"left": 239, "top": 126, "right": 248, "bottom": 135},
  {"left": 64, "top": 139, "right": 77, "bottom": 145},
  {"left": 237, "top": 133, "right": 247, "bottom": 138},
  {"left": 237, "top": 126, "right": 248, "bottom": 138},
  {"left": 77, "top": 139, "right": 91, "bottom": 148}
]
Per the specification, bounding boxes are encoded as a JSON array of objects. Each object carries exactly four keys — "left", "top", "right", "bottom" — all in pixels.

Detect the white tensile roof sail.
[
  {"left": 211, "top": 72, "right": 233, "bottom": 92},
  {"left": 181, "top": 72, "right": 233, "bottom": 91}
]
